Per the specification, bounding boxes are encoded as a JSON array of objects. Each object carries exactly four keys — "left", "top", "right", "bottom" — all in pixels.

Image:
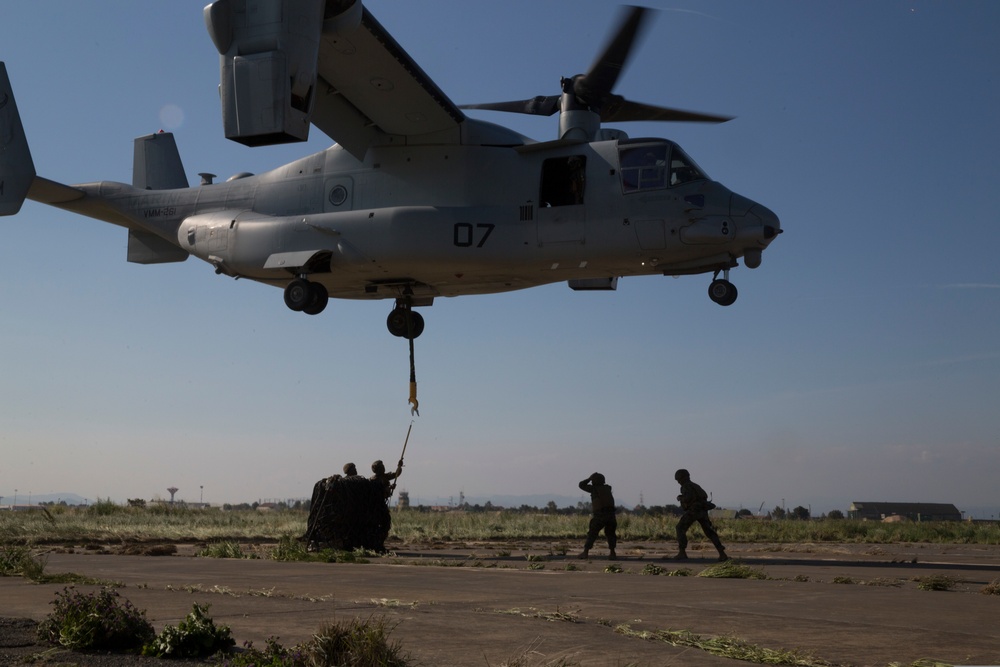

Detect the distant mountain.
[{"left": 0, "top": 492, "right": 87, "bottom": 506}]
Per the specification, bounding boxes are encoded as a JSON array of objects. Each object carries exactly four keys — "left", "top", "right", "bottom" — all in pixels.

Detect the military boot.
[
  {"left": 717, "top": 549, "right": 730, "bottom": 562},
  {"left": 577, "top": 549, "right": 590, "bottom": 560},
  {"left": 608, "top": 549, "right": 617, "bottom": 560},
  {"left": 673, "top": 549, "right": 688, "bottom": 561}
]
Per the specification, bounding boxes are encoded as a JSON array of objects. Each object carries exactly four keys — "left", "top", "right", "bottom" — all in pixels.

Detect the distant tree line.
[{"left": 29, "top": 498, "right": 849, "bottom": 519}]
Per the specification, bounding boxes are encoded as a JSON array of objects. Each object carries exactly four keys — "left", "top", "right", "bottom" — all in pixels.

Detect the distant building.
[{"left": 848, "top": 502, "right": 962, "bottom": 522}]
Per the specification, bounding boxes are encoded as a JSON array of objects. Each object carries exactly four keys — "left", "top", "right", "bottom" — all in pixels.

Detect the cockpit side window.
[
  {"left": 669, "top": 147, "right": 708, "bottom": 186},
  {"left": 619, "top": 142, "right": 708, "bottom": 192},
  {"left": 619, "top": 144, "right": 667, "bottom": 193}
]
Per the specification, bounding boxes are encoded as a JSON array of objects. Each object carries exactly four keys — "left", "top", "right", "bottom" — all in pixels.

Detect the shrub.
[
  {"left": 224, "top": 637, "right": 309, "bottom": 667},
  {"left": 306, "top": 616, "right": 410, "bottom": 666},
  {"left": 143, "top": 602, "right": 235, "bottom": 658},
  {"left": 37, "top": 587, "right": 154, "bottom": 651},
  {"left": 915, "top": 575, "right": 957, "bottom": 591},
  {"left": 981, "top": 579, "right": 1000, "bottom": 596},
  {"left": 87, "top": 498, "right": 124, "bottom": 516},
  {"left": 272, "top": 535, "right": 311, "bottom": 561},
  {"left": 198, "top": 541, "right": 254, "bottom": 559},
  {"left": 0, "top": 545, "right": 47, "bottom": 580},
  {"left": 698, "top": 560, "right": 767, "bottom": 580}
]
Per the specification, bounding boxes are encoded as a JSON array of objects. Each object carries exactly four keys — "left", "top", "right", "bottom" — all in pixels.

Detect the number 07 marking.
[{"left": 453, "top": 223, "right": 495, "bottom": 248}]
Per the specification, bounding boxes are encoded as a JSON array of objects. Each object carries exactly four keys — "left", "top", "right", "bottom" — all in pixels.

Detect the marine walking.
[
  {"left": 577, "top": 472, "right": 617, "bottom": 560},
  {"left": 673, "top": 468, "right": 728, "bottom": 561}
]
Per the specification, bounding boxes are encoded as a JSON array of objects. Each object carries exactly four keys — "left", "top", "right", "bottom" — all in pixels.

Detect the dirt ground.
[{"left": 2, "top": 539, "right": 999, "bottom": 666}]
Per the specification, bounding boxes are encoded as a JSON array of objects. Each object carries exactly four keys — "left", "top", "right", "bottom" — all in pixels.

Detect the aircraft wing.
[{"left": 311, "top": 8, "right": 466, "bottom": 158}]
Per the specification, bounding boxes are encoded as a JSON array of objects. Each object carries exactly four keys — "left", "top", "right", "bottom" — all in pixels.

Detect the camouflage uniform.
[
  {"left": 370, "top": 459, "right": 403, "bottom": 499},
  {"left": 578, "top": 473, "right": 617, "bottom": 559},
  {"left": 674, "top": 469, "right": 728, "bottom": 561}
]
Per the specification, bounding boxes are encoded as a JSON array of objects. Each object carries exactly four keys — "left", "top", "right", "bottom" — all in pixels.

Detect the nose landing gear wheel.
[
  {"left": 708, "top": 279, "right": 738, "bottom": 306},
  {"left": 387, "top": 308, "right": 425, "bottom": 339}
]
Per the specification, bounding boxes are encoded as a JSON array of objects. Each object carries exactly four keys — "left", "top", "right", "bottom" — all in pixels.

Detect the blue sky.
[{"left": 2, "top": 1, "right": 998, "bottom": 517}]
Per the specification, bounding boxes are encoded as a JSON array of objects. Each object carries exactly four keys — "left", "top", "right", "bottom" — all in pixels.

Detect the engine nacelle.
[{"left": 204, "top": 0, "right": 357, "bottom": 146}]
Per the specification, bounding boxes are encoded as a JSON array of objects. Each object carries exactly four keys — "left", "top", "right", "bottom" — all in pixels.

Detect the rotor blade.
[
  {"left": 576, "top": 6, "right": 651, "bottom": 103},
  {"left": 601, "top": 99, "right": 734, "bottom": 124},
  {"left": 459, "top": 96, "right": 560, "bottom": 117}
]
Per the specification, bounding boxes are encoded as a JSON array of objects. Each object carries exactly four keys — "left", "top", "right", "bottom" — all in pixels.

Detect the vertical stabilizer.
[
  {"left": 0, "top": 62, "right": 37, "bottom": 215},
  {"left": 133, "top": 131, "right": 188, "bottom": 190}
]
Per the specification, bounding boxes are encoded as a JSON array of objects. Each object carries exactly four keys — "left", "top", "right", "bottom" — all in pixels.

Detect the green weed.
[
  {"left": 272, "top": 534, "right": 311, "bottom": 561},
  {"left": 198, "top": 541, "right": 255, "bottom": 559},
  {"left": 143, "top": 602, "right": 235, "bottom": 658},
  {"left": 36, "top": 587, "right": 154, "bottom": 652},
  {"left": 223, "top": 636, "right": 308, "bottom": 667}
]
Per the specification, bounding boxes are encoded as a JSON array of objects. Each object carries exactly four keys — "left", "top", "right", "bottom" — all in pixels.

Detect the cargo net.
[{"left": 302, "top": 475, "right": 391, "bottom": 552}]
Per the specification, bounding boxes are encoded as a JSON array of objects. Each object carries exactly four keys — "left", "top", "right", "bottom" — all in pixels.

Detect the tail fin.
[
  {"left": 0, "top": 62, "right": 37, "bottom": 215},
  {"left": 133, "top": 131, "right": 188, "bottom": 190}
]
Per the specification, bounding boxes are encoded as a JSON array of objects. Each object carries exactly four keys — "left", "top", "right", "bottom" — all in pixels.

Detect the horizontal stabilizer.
[
  {"left": 0, "top": 62, "right": 36, "bottom": 215},
  {"left": 128, "top": 230, "right": 189, "bottom": 264}
]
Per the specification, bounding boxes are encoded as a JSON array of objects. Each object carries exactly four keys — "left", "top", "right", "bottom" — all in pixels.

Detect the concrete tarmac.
[{"left": 3, "top": 541, "right": 999, "bottom": 666}]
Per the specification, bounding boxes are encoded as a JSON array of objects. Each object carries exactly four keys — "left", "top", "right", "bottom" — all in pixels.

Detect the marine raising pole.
[{"left": 399, "top": 419, "right": 414, "bottom": 467}]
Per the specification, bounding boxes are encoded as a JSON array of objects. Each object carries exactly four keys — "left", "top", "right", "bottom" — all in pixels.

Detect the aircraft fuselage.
[{"left": 55, "top": 130, "right": 779, "bottom": 307}]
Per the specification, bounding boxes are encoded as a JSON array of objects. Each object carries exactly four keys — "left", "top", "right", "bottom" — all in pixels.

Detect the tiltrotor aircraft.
[{"left": 0, "top": 1, "right": 780, "bottom": 339}]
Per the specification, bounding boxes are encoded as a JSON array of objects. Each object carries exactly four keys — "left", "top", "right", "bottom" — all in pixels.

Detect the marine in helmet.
[
  {"left": 673, "top": 468, "right": 728, "bottom": 561},
  {"left": 577, "top": 472, "right": 617, "bottom": 560},
  {"left": 371, "top": 459, "right": 404, "bottom": 499}
]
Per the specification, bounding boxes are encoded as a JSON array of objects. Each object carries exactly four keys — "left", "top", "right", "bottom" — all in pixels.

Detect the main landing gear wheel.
[
  {"left": 303, "top": 283, "right": 328, "bottom": 315},
  {"left": 708, "top": 279, "right": 738, "bottom": 306},
  {"left": 387, "top": 307, "right": 425, "bottom": 339},
  {"left": 284, "top": 278, "right": 329, "bottom": 315}
]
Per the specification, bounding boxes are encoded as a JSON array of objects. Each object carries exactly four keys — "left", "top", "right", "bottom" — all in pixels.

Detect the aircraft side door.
[{"left": 536, "top": 155, "right": 586, "bottom": 245}]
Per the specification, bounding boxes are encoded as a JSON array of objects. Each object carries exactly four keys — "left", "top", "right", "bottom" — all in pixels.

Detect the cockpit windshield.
[{"left": 619, "top": 141, "right": 708, "bottom": 193}]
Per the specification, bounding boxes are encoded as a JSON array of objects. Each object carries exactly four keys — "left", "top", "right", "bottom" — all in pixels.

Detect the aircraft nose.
[
  {"left": 731, "top": 193, "right": 781, "bottom": 241},
  {"left": 750, "top": 202, "right": 781, "bottom": 242},
  {"left": 730, "top": 194, "right": 781, "bottom": 269}
]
